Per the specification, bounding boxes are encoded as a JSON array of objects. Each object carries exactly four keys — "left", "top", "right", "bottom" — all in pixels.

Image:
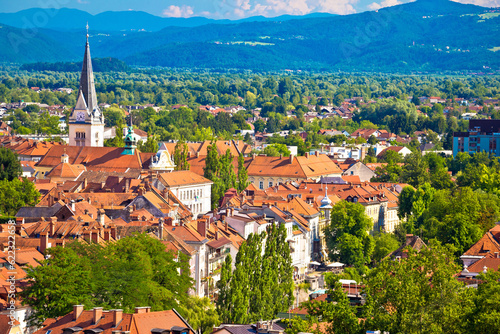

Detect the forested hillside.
[{"left": 0, "top": 0, "right": 498, "bottom": 71}]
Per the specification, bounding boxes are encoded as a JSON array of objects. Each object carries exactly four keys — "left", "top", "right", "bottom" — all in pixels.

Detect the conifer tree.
[
  {"left": 216, "top": 254, "right": 233, "bottom": 323},
  {"left": 237, "top": 153, "right": 248, "bottom": 192},
  {"left": 216, "top": 224, "right": 294, "bottom": 324},
  {"left": 174, "top": 138, "right": 190, "bottom": 170}
]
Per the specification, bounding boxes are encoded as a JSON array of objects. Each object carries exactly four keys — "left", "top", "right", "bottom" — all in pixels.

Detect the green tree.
[
  {"left": 174, "top": 139, "right": 190, "bottom": 171},
  {"left": 324, "top": 201, "right": 374, "bottom": 269},
  {"left": 204, "top": 143, "right": 237, "bottom": 209},
  {"left": 103, "top": 106, "right": 125, "bottom": 127},
  {"left": 364, "top": 241, "right": 474, "bottom": 334},
  {"left": 401, "top": 152, "right": 430, "bottom": 188},
  {"left": 21, "top": 234, "right": 193, "bottom": 326},
  {"left": 0, "top": 148, "right": 21, "bottom": 181},
  {"left": 104, "top": 123, "right": 125, "bottom": 147},
  {"left": 263, "top": 143, "right": 291, "bottom": 157},
  {"left": 469, "top": 270, "right": 500, "bottom": 333},
  {"left": 217, "top": 224, "right": 293, "bottom": 324},
  {"left": 237, "top": 154, "right": 248, "bottom": 192},
  {"left": 138, "top": 135, "right": 159, "bottom": 153},
  {"left": 179, "top": 297, "right": 220, "bottom": 334},
  {"left": 299, "top": 277, "right": 363, "bottom": 334},
  {"left": 0, "top": 178, "right": 40, "bottom": 216},
  {"left": 372, "top": 232, "right": 400, "bottom": 262}
]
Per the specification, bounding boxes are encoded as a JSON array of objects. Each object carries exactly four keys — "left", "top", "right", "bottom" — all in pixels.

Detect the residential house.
[
  {"left": 152, "top": 171, "right": 213, "bottom": 218},
  {"left": 377, "top": 146, "right": 413, "bottom": 158},
  {"left": 461, "top": 224, "right": 500, "bottom": 268},
  {"left": 211, "top": 321, "right": 284, "bottom": 334},
  {"left": 34, "top": 305, "right": 195, "bottom": 334},
  {"left": 342, "top": 161, "right": 376, "bottom": 182},
  {"left": 246, "top": 153, "right": 343, "bottom": 189}
]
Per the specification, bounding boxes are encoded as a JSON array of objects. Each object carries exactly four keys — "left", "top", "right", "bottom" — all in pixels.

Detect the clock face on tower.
[{"left": 76, "top": 112, "right": 85, "bottom": 122}]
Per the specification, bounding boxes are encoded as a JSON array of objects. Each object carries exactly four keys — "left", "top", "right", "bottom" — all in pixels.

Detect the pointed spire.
[{"left": 77, "top": 24, "right": 98, "bottom": 115}]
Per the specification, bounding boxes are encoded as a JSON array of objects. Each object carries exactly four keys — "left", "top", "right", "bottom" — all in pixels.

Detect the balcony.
[{"left": 208, "top": 248, "right": 230, "bottom": 262}]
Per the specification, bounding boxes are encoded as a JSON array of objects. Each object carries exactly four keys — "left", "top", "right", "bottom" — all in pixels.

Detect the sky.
[{"left": 0, "top": 0, "right": 498, "bottom": 19}]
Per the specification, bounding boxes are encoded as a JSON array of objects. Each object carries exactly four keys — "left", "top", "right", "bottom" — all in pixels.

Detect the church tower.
[{"left": 68, "top": 25, "right": 104, "bottom": 147}]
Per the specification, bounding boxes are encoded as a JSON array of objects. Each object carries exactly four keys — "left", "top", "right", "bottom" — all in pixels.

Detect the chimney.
[
  {"left": 290, "top": 154, "right": 295, "bottom": 164},
  {"left": 252, "top": 153, "right": 257, "bottom": 159},
  {"left": 73, "top": 305, "right": 84, "bottom": 321},
  {"left": 84, "top": 178, "right": 88, "bottom": 189},
  {"left": 125, "top": 178, "right": 130, "bottom": 193},
  {"left": 110, "top": 226, "right": 117, "bottom": 240},
  {"left": 134, "top": 306, "right": 151, "bottom": 314},
  {"left": 496, "top": 252, "right": 499, "bottom": 259},
  {"left": 315, "top": 151, "right": 319, "bottom": 157},
  {"left": 165, "top": 217, "right": 173, "bottom": 226},
  {"left": 305, "top": 152, "right": 310, "bottom": 158},
  {"left": 279, "top": 153, "right": 283, "bottom": 159},
  {"left": 49, "top": 218, "right": 56, "bottom": 236},
  {"left": 197, "top": 220, "right": 207, "bottom": 238},
  {"left": 93, "top": 307, "right": 103, "bottom": 324},
  {"left": 40, "top": 232, "right": 50, "bottom": 254},
  {"left": 97, "top": 209, "right": 106, "bottom": 226},
  {"left": 71, "top": 200, "right": 75, "bottom": 212},
  {"left": 188, "top": 151, "right": 192, "bottom": 158},
  {"left": 112, "top": 309, "right": 123, "bottom": 327},
  {"left": 158, "top": 218, "right": 164, "bottom": 240},
  {"left": 196, "top": 151, "right": 200, "bottom": 158},
  {"left": 224, "top": 221, "right": 228, "bottom": 232}
]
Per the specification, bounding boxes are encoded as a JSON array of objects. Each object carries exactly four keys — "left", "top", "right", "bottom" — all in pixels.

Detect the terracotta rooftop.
[{"left": 159, "top": 171, "right": 212, "bottom": 187}]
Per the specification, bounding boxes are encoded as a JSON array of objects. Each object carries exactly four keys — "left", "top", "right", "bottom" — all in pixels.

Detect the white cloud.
[
  {"left": 181, "top": 0, "right": 363, "bottom": 19},
  {"left": 451, "top": 0, "right": 500, "bottom": 6},
  {"left": 238, "top": 0, "right": 359, "bottom": 17},
  {"left": 317, "top": 0, "right": 357, "bottom": 14},
  {"left": 367, "top": 0, "right": 402, "bottom": 11},
  {"left": 162, "top": 5, "right": 194, "bottom": 18}
]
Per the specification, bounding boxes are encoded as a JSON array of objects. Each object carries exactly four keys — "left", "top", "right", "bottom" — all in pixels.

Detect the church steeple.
[
  {"left": 68, "top": 25, "right": 104, "bottom": 147},
  {"left": 78, "top": 22, "right": 98, "bottom": 115}
]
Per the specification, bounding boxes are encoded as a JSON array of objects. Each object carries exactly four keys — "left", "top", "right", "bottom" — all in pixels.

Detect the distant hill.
[
  {"left": 20, "top": 58, "right": 129, "bottom": 72},
  {"left": 0, "top": 8, "right": 337, "bottom": 32},
  {"left": 1, "top": 0, "right": 499, "bottom": 72},
  {"left": 0, "top": 24, "right": 74, "bottom": 63}
]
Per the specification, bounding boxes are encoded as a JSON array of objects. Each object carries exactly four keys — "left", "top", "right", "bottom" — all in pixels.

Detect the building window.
[
  {"left": 259, "top": 181, "right": 264, "bottom": 190},
  {"left": 268, "top": 181, "right": 273, "bottom": 188}
]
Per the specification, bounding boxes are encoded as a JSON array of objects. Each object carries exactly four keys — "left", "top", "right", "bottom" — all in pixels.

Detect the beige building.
[{"left": 247, "top": 152, "right": 343, "bottom": 189}]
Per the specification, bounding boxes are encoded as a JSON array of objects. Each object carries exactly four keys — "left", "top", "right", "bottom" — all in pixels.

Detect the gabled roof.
[
  {"left": 246, "top": 154, "right": 341, "bottom": 179},
  {"left": 37, "top": 146, "right": 154, "bottom": 172},
  {"left": 467, "top": 253, "right": 500, "bottom": 274},
  {"left": 159, "top": 171, "right": 212, "bottom": 187},
  {"left": 463, "top": 229, "right": 500, "bottom": 257},
  {"left": 165, "top": 226, "right": 206, "bottom": 243},
  {"left": 389, "top": 235, "right": 426, "bottom": 259},
  {"left": 35, "top": 308, "right": 195, "bottom": 334},
  {"left": 46, "top": 162, "right": 86, "bottom": 179}
]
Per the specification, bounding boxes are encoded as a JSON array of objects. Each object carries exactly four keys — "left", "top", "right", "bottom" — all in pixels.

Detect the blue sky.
[{"left": 0, "top": 0, "right": 498, "bottom": 18}]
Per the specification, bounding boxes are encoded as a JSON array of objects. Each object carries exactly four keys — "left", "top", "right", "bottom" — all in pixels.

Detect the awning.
[
  {"left": 327, "top": 262, "right": 344, "bottom": 267},
  {"left": 309, "top": 261, "right": 321, "bottom": 265}
]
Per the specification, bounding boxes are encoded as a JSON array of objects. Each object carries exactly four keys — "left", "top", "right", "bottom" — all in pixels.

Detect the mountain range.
[{"left": 1, "top": 0, "right": 499, "bottom": 72}]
